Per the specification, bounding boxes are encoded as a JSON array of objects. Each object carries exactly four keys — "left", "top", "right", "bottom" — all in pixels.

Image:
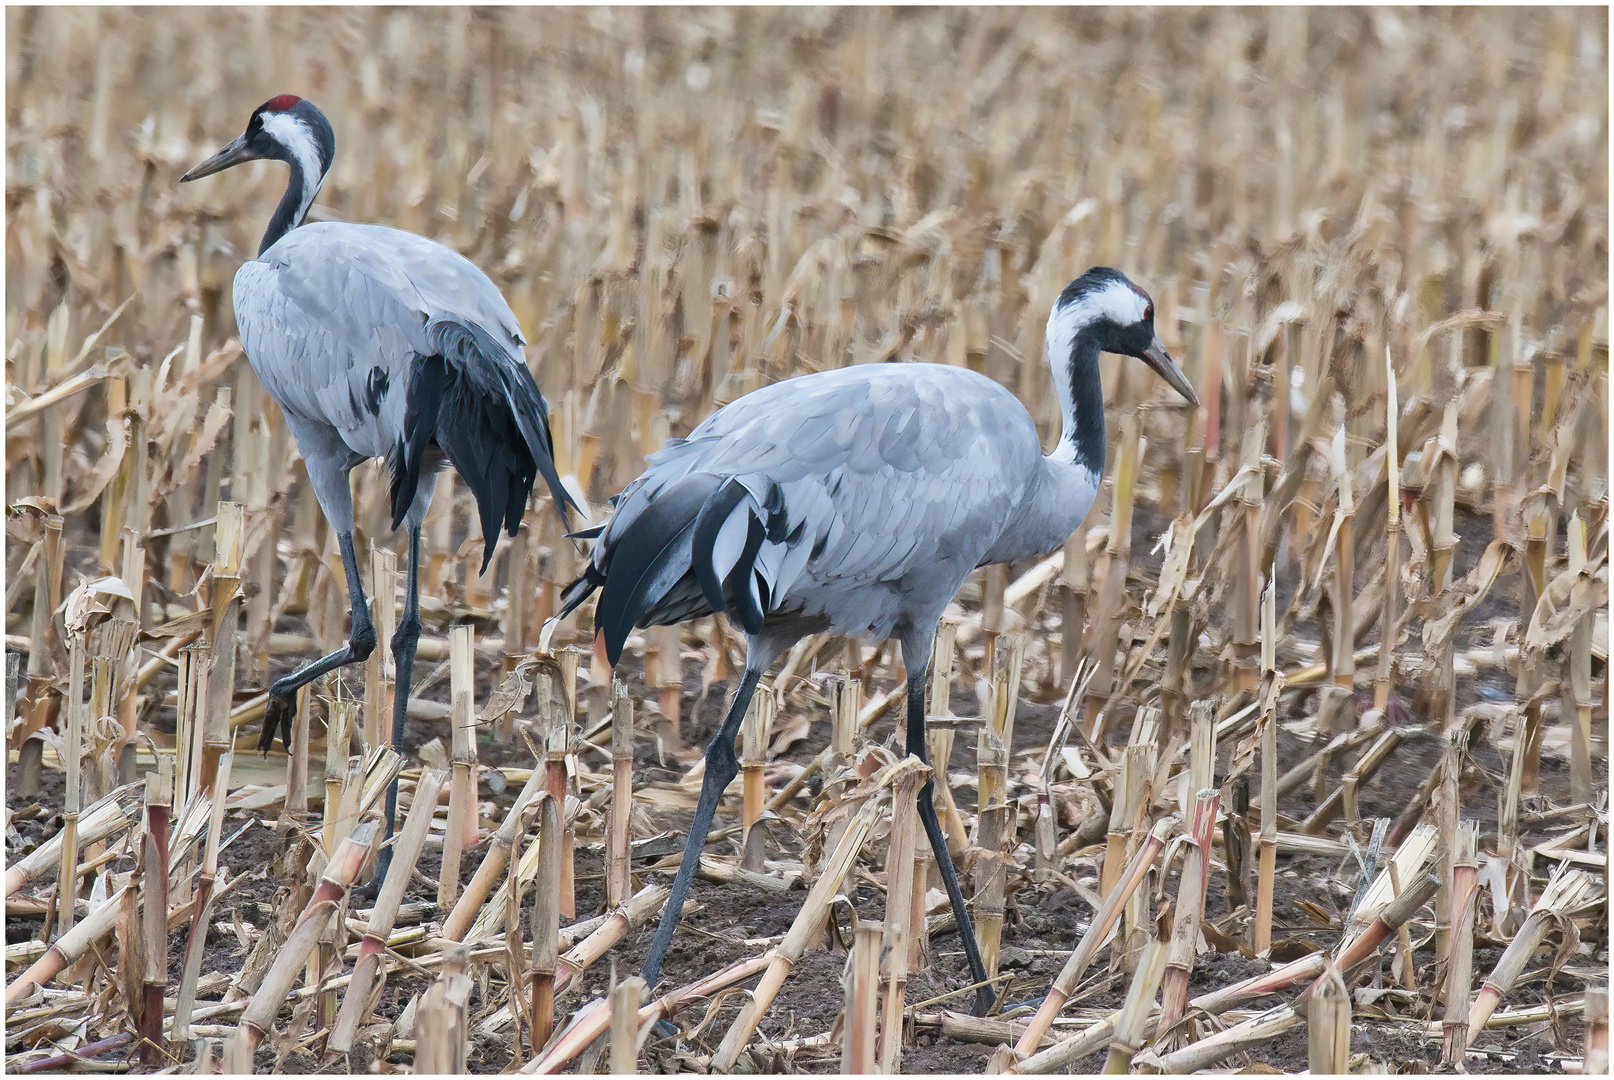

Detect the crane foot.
[{"left": 259, "top": 692, "right": 295, "bottom": 754}]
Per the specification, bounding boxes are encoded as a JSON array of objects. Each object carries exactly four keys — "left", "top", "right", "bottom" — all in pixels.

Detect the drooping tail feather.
[
  {"left": 435, "top": 318, "right": 577, "bottom": 529},
  {"left": 689, "top": 478, "right": 750, "bottom": 610},
  {"left": 390, "top": 322, "right": 577, "bottom": 572},
  {"left": 388, "top": 353, "right": 448, "bottom": 532},
  {"left": 593, "top": 474, "right": 722, "bottom": 664},
  {"left": 390, "top": 352, "right": 525, "bottom": 572},
  {"left": 722, "top": 512, "right": 767, "bottom": 634},
  {"left": 557, "top": 563, "right": 604, "bottom": 620},
  {"left": 492, "top": 354, "right": 576, "bottom": 529},
  {"left": 565, "top": 469, "right": 807, "bottom": 666}
]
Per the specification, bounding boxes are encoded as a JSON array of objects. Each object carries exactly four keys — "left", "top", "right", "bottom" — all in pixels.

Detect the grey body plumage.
[
  {"left": 560, "top": 265, "right": 1198, "bottom": 1011},
  {"left": 580, "top": 363, "right": 1097, "bottom": 651},
  {"left": 234, "top": 220, "right": 568, "bottom": 550},
  {"left": 237, "top": 221, "right": 525, "bottom": 469},
  {"left": 183, "top": 95, "right": 573, "bottom": 883}
]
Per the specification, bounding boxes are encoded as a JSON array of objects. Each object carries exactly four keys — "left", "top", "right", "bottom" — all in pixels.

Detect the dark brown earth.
[{"left": 7, "top": 507, "right": 1603, "bottom": 1074}]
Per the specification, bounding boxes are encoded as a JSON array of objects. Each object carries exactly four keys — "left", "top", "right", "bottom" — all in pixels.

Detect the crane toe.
[{"left": 259, "top": 692, "right": 295, "bottom": 755}]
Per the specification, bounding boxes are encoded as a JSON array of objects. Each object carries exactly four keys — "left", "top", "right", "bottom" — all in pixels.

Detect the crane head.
[
  {"left": 1054, "top": 267, "right": 1200, "bottom": 407},
  {"left": 181, "top": 95, "right": 334, "bottom": 186}
]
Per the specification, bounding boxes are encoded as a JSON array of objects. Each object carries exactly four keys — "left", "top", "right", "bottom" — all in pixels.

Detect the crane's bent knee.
[
  {"left": 390, "top": 615, "right": 421, "bottom": 658},
  {"left": 349, "top": 620, "right": 377, "bottom": 662}
]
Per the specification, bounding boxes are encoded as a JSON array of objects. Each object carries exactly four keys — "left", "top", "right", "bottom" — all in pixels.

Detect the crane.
[
  {"left": 181, "top": 95, "right": 576, "bottom": 869},
  {"left": 558, "top": 265, "right": 1198, "bottom": 1013}
]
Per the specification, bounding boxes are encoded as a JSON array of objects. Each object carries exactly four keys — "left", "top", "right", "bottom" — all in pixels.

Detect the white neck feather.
[
  {"left": 261, "top": 111, "right": 326, "bottom": 225},
  {"left": 1043, "top": 278, "right": 1144, "bottom": 464}
]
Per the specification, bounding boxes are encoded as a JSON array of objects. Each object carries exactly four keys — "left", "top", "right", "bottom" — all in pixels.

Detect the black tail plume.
[
  {"left": 593, "top": 474, "right": 722, "bottom": 665},
  {"left": 558, "top": 563, "right": 605, "bottom": 621},
  {"left": 689, "top": 478, "right": 749, "bottom": 610},
  {"left": 433, "top": 318, "right": 577, "bottom": 527},
  {"left": 725, "top": 514, "right": 767, "bottom": 634},
  {"left": 392, "top": 327, "right": 577, "bottom": 574},
  {"left": 389, "top": 353, "right": 450, "bottom": 532}
]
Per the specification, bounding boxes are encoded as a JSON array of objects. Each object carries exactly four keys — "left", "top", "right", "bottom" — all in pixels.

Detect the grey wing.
[
  {"left": 233, "top": 221, "right": 528, "bottom": 462},
  {"left": 234, "top": 264, "right": 415, "bottom": 462},
  {"left": 584, "top": 364, "right": 1042, "bottom": 647},
  {"left": 771, "top": 370, "right": 1042, "bottom": 594}
]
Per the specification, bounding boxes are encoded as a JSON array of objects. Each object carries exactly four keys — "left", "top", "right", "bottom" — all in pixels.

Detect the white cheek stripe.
[
  {"left": 260, "top": 111, "right": 326, "bottom": 223},
  {"left": 1044, "top": 298, "right": 1086, "bottom": 434},
  {"left": 1044, "top": 278, "right": 1148, "bottom": 449}
]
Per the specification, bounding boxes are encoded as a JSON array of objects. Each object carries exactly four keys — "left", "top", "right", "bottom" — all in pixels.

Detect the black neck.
[
  {"left": 1064, "top": 327, "right": 1106, "bottom": 476},
  {"left": 260, "top": 159, "right": 311, "bottom": 256}
]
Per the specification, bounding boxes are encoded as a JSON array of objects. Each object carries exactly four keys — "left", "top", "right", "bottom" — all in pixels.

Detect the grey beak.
[
  {"left": 181, "top": 133, "right": 259, "bottom": 182},
  {"left": 1140, "top": 334, "right": 1199, "bottom": 407}
]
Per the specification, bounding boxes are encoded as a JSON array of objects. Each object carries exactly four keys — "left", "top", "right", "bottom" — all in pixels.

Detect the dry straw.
[{"left": 3, "top": 6, "right": 1606, "bottom": 1075}]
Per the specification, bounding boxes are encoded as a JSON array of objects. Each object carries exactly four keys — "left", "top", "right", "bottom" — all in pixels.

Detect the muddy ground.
[{"left": 6, "top": 507, "right": 1605, "bottom": 1074}]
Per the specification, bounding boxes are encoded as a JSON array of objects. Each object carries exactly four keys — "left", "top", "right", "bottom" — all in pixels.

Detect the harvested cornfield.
[{"left": 5, "top": 6, "right": 1608, "bottom": 1075}]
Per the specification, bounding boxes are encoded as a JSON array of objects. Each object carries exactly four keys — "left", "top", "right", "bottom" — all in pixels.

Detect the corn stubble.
[{"left": 3, "top": 6, "right": 1606, "bottom": 1075}]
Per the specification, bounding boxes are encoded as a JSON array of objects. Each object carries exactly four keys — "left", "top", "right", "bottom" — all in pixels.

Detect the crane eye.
[{"left": 1144, "top": 303, "right": 1154, "bottom": 321}]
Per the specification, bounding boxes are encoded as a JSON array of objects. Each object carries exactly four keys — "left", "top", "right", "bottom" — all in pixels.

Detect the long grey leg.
[
  {"left": 641, "top": 664, "right": 764, "bottom": 988},
  {"left": 906, "top": 670, "right": 996, "bottom": 1017},
  {"left": 370, "top": 525, "right": 423, "bottom": 887},
  {"left": 260, "top": 530, "right": 377, "bottom": 753}
]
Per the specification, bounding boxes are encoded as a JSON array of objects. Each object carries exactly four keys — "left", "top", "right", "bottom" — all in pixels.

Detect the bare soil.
[{"left": 6, "top": 512, "right": 1601, "bottom": 1074}]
